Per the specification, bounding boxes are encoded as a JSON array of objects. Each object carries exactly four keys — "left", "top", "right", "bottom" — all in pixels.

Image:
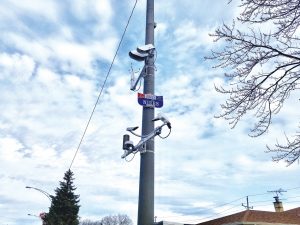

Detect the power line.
[
  {"left": 251, "top": 199, "right": 275, "bottom": 204},
  {"left": 157, "top": 197, "right": 245, "bottom": 221},
  {"left": 183, "top": 197, "right": 300, "bottom": 224},
  {"left": 248, "top": 192, "right": 271, "bottom": 197},
  {"left": 158, "top": 195, "right": 259, "bottom": 221},
  {"left": 183, "top": 204, "right": 242, "bottom": 224},
  {"left": 250, "top": 195, "right": 300, "bottom": 204},
  {"left": 157, "top": 186, "right": 300, "bottom": 222},
  {"left": 285, "top": 200, "right": 300, "bottom": 204},
  {"left": 68, "top": 0, "right": 138, "bottom": 170},
  {"left": 287, "top": 195, "right": 300, "bottom": 199},
  {"left": 286, "top": 186, "right": 300, "bottom": 191}
]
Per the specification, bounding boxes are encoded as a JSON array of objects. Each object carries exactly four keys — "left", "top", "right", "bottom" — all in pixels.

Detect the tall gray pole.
[{"left": 138, "top": 0, "right": 155, "bottom": 225}]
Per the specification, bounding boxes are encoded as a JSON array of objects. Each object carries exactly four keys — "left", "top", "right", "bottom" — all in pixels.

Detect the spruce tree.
[{"left": 45, "top": 169, "right": 80, "bottom": 225}]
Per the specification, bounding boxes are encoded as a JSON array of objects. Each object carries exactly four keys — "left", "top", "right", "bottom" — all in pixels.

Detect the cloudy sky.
[{"left": 1, "top": 0, "right": 300, "bottom": 225}]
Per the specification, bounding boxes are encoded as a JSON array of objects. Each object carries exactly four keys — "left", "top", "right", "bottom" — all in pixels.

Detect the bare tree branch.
[
  {"left": 207, "top": 0, "right": 300, "bottom": 165},
  {"left": 238, "top": 0, "right": 300, "bottom": 39},
  {"left": 266, "top": 131, "right": 300, "bottom": 165}
]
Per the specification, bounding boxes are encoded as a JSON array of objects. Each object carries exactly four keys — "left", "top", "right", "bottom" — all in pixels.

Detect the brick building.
[{"left": 195, "top": 207, "right": 300, "bottom": 225}]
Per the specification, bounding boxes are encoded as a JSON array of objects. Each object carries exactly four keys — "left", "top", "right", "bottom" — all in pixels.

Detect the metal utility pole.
[
  {"left": 123, "top": 1, "right": 170, "bottom": 225},
  {"left": 242, "top": 196, "right": 253, "bottom": 210},
  {"left": 138, "top": 1, "right": 155, "bottom": 225}
]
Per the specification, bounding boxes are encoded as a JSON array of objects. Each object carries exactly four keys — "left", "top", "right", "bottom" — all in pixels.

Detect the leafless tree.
[
  {"left": 100, "top": 214, "right": 133, "bottom": 225},
  {"left": 80, "top": 219, "right": 102, "bottom": 225},
  {"left": 206, "top": 0, "right": 300, "bottom": 165},
  {"left": 80, "top": 214, "right": 133, "bottom": 225}
]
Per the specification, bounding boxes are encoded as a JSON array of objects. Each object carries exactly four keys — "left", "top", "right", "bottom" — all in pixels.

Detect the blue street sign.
[{"left": 138, "top": 93, "right": 163, "bottom": 108}]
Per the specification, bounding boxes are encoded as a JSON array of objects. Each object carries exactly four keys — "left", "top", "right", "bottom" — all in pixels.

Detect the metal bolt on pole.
[{"left": 138, "top": 1, "right": 155, "bottom": 225}]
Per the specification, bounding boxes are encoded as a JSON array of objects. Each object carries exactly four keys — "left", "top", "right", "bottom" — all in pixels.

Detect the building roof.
[
  {"left": 155, "top": 221, "right": 183, "bottom": 225},
  {"left": 196, "top": 207, "right": 300, "bottom": 225}
]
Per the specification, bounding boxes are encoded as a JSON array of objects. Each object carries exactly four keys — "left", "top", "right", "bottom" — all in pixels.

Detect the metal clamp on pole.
[{"left": 121, "top": 113, "right": 171, "bottom": 159}]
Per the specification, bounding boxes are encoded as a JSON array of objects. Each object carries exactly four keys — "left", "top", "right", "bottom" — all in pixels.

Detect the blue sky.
[{"left": 0, "top": 0, "right": 300, "bottom": 225}]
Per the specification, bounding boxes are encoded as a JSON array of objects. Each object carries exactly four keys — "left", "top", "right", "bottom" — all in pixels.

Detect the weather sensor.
[
  {"left": 121, "top": 113, "right": 172, "bottom": 159},
  {"left": 129, "top": 44, "right": 155, "bottom": 61}
]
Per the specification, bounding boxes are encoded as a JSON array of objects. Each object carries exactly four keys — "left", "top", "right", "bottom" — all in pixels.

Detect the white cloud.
[
  {"left": 1, "top": 0, "right": 59, "bottom": 22},
  {"left": 0, "top": 53, "right": 35, "bottom": 82},
  {"left": 0, "top": 136, "right": 24, "bottom": 161},
  {"left": 0, "top": 1, "right": 300, "bottom": 225},
  {"left": 174, "top": 21, "right": 215, "bottom": 48},
  {"left": 71, "top": 0, "right": 113, "bottom": 23},
  {"left": 2, "top": 32, "right": 53, "bottom": 64}
]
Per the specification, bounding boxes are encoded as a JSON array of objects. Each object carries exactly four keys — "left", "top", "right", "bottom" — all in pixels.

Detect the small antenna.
[
  {"left": 242, "top": 196, "right": 253, "bottom": 210},
  {"left": 268, "top": 188, "right": 286, "bottom": 212},
  {"left": 130, "top": 63, "right": 135, "bottom": 88},
  {"left": 129, "top": 65, "right": 146, "bottom": 91},
  {"left": 268, "top": 188, "right": 287, "bottom": 197},
  {"left": 268, "top": 188, "right": 287, "bottom": 202}
]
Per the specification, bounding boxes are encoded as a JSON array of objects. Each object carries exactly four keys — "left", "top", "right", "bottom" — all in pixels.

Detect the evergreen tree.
[{"left": 45, "top": 169, "right": 80, "bottom": 225}]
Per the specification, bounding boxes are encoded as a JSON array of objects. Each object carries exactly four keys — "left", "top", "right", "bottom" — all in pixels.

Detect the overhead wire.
[
  {"left": 286, "top": 186, "right": 300, "bottom": 191},
  {"left": 157, "top": 186, "right": 300, "bottom": 223},
  {"left": 287, "top": 195, "right": 300, "bottom": 199},
  {"left": 285, "top": 200, "right": 300, "bottom": 204},
  {"left": 248, "top": 192, "right": 272, "bottom": 197},
  {"left": 191, "top": 204, "right": 242, "bottom": 223},
  {"left": 69, "top": 0, "right": 138, "bottom": 170},
  {"left": 157, "top": 196, "right": 245, "bottom": 221}
]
